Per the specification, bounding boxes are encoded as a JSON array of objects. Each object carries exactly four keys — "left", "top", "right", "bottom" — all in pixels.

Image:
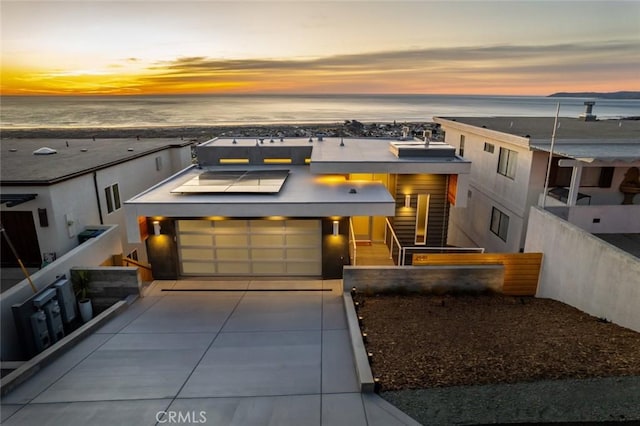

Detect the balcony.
[{"left": 541, "top": 192, "right": 640, "bottom": 234}]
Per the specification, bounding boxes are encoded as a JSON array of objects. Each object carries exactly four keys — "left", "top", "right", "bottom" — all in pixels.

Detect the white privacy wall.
[{"left": 525, "top": 206, "right": 640, "bottom": 332}]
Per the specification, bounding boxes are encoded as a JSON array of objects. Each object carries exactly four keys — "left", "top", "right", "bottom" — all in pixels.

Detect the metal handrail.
[
  {"left": 123, "top": 257, "right": 153, "bottom": 271},
  {"left": 399, "top": 246, "right": 485, "bottom": 266},
  {"left": 384, "top": 218, "right": 402, "bottom": 265},
  {"left": 348, "top": 218, "right": 357, "bottom": 266}
]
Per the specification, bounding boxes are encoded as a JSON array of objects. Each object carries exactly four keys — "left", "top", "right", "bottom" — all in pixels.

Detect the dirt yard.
[{"left": 357, "top": 294, "right": 640, "bottom": 391}]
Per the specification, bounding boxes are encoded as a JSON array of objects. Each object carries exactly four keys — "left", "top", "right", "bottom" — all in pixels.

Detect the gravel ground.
[
  {"left": 358, "top": 294, "right": 640, "bottom": 390},
  {"left": 357, "top": 294, "right": 640, "bottom": 424},
  {"left": 383, "top": 376, "right": 640, "bottom": 425}
]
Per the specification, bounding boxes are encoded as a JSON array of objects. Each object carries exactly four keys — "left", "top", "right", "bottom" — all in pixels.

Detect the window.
[
  {"left": 105, "top": 187, "right": 113, "bottom": 213},
  {"left": 414, "top": 194, "right": 430, "bottom": 245},
  {"left": 490, "top": 207, "right": 510, "bottom": 242},
  {"left": 497, "top": 147, "right": 518, "bottom": 179},
  {"left": 104, "top": 183, "right": 121, "bottom": 214},
  {"left": 459, "top": 135, "right": 465, "bottom": 156},
  {"left": 112, "top": 183, "right": 121, "bottom": 210},
  {"left": 483, "top": 142, "right": 494, "bottom": 153}
]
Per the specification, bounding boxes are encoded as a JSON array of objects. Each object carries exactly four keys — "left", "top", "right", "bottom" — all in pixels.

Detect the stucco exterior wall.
[
  {"left": 95, "top": 146, "right": 192, "bottom": 262},
  {"left": 525, "top": 206, "right": 640, "bottom": 332},
  {"left": 48, "top": 176, "right": 102, "bottom": 256},
  {"left": 449, "top": 188, "right": 525, "bottom": 253},
  {"left": 444, "top": 127, "right": 533, "bottom": 252}
]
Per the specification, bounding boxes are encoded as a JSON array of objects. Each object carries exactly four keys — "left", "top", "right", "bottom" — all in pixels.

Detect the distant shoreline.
[
  {"left": 0, "top": 121, "right": 436, "bottom": 141},
  {"left": 548, "top": 91, "right": 640, "bottom": 100}
]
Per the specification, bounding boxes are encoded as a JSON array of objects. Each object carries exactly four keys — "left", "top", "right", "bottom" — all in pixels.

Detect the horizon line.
[{"left": 2, "top": 90, "right": 638, "bottom": 98}]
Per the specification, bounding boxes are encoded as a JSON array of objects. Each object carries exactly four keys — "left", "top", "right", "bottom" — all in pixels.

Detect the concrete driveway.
[{"left": 1, "top": 279, "right": 418, "bottom": 425}]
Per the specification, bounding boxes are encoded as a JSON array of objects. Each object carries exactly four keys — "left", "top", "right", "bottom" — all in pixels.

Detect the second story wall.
[
  {"left": 444, "top": 128, "right": 533, "bottom": 215},
  {"left": 443, "top": 126, "right": 533, "bottom": 252}
]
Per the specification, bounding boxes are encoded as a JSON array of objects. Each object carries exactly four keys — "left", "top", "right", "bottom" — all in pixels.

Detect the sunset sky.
[{"left": 1, "top": 1, "right": 638, "bottom": 96}]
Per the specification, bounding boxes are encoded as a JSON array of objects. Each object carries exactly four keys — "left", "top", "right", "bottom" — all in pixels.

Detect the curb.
[
  {"left": 0, "top": 298, "right": 130, "bottom": 397},
  {"left": 343, "top": 291, "right": 375, "bottom": 393}
]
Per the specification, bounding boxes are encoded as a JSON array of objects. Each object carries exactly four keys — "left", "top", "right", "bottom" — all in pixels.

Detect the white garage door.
[{"left": 177, "top": 219, "right": 322, "bottom": 276}]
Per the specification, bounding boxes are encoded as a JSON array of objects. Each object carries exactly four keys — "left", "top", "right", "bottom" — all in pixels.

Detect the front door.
[
  {"left": 351, "top": 216, "right": 372, "bottom": 242},
  {"left": 1, "top": 211, "right": 42, "bottom": 267}
]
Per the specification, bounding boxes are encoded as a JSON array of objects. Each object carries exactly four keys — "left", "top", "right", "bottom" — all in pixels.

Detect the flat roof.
[
  {"left": 198, "top": 136, "right": 471, "bottom": 174},
  {"left": 435, "top": 117, "right": 640, "bottom": 141},
  {"left": 200, "top": 137, "right": 314, "bottom": 148},
  {"left": 309, "top": 137, "right": 470, "bottom": 174},
  {"left": 1, "top": 138, "right": 192, "bottom": 185},
  {"left": 126, "top": 164, "right": 396, "bottom": 219},
  {"left": 530, "top": 142, "right": 640, "bottom": 163}
]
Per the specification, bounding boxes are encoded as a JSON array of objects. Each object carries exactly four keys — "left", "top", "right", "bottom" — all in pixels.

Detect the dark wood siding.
[{"left": 393, "top": 174, "right": 450, "bottom": 248}]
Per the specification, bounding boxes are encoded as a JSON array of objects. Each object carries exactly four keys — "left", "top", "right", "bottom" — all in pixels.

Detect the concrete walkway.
[{"left": 1, "top": 279, "right": 418, "bottom": 426}]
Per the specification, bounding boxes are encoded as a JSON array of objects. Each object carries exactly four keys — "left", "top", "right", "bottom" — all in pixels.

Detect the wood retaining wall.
[{"left": 413, "top": 252, "right": 543, "bottom": 296}]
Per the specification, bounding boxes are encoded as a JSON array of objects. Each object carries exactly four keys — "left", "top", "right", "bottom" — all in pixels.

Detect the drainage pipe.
[{"left": 93, "top": 172, "right": 104, "bottom": 225}]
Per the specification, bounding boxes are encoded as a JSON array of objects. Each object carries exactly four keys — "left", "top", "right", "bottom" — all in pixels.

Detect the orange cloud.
[{"left": 2, "top": 41, "right": 638, "bottom": 96}]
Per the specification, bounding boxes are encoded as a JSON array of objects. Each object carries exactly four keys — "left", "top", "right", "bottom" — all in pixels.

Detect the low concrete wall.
[
  {"left": 525, "top": 206, "right": 640, "bottom": 332},
  {"left": 1, "top": 299, "right": 129, "bottom": 397},
  {"left": 343, "top": 265, "right": 504, "bottom": 295},
  {"left": 0, "top": 225, "right": 121, "bottom": 361},
  {"left": 70, "top": 266, "right": 141, "bottom": 311}
]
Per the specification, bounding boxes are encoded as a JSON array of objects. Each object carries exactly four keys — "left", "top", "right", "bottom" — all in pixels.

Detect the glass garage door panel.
[
  {"left": 182, "top": 262, "right": 215, "bottom": 274},
  {"left": 180, "top": 234, "right": 214, "bottom": 246},
  {"left": 177, "top": 219, "right": 321, "bottom": 276},
  {"left": 179, "top": 220, "right": 213, "bottom": 231},
  {"left": 216, "top": 248, "right": 249, "bottom": 260}
]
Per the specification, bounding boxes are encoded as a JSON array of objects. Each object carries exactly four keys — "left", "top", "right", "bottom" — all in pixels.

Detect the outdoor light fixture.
[
  {"left": 405, "top": 194, "right": 411, "bottom": 208},
  {"left": 153, "top": 220, "right": 161, "bottom": 236},
  {"left": 332, "top": 220, "right": 340, "bottom": 236}
]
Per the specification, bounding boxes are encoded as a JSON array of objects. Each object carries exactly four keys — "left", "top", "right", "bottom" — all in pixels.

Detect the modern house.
[
  {"left": 1, "top": 138, "right": 194, "bottom": 269},
  {"left": 434, "top": 110, "right": 640, "bottom": 253},
  {"left": 124, "top": 136, "right": 471, "bottom": 279}
]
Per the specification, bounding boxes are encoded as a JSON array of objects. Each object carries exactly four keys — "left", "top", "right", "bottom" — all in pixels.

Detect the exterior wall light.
[
  {"left": 405, "top": 194, "right": 411, "bottom": 208},
  {"left": 153, "top": 220, "right": 161, "bottom": 236},
  {"left": 332, "top": 220, "right": 340, "bottom": 236}
]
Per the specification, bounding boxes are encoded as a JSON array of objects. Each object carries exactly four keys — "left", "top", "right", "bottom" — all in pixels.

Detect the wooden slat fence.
[{"left": 412, "top": 252, "right": 543, "bottom": 296}]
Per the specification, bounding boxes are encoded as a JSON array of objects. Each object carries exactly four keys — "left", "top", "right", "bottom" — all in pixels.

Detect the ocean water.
[{"left": 1, "top": 94, "right": 638, "bottom": 129}]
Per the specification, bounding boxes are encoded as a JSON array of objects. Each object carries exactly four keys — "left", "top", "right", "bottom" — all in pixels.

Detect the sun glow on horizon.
[{"left": 1, "top": 1, "right": 638, "bottom": 97}]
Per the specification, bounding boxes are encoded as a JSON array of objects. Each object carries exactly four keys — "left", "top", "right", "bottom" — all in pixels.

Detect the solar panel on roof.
[{"left": 171, "top": 170, "right": 289, "bottom": 194}]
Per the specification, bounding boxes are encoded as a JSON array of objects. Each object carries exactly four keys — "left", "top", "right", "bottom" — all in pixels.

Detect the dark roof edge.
[{"left": 0, "top": 142, "right": 192, "bottom": 187}]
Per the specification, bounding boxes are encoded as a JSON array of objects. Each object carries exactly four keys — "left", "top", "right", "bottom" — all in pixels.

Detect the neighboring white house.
[
  {"left": 434, "top": 112, "right": 640, "bottom": 253},
  {"left": 1, "top": 138, "right": 194, "bottom": 268},
  {"left": 124, "top": 136, "right": 471, "bottom": 279}
]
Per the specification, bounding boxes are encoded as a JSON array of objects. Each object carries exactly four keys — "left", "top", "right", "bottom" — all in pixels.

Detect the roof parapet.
[{"left": 389, "top": 141, "right": 456, "bottom": 158}]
